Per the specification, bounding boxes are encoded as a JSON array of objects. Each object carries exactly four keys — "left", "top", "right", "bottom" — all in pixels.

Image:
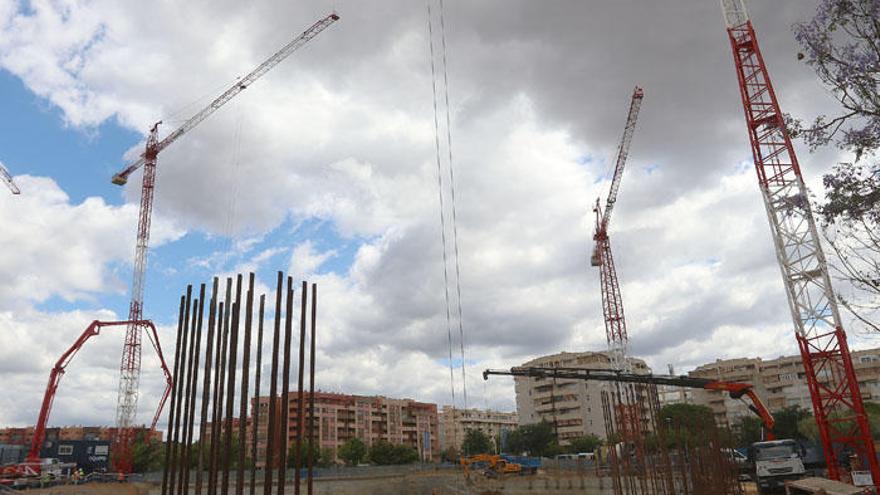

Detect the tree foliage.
[
  {"left": 505, "top": 421, "right": 559, "bottom": 457},
  {"left": 287, "top": 442, "right": 333, "bottom": 468},
  {"left": 337, "top": 438, "right": 367, "bottom": 466},
  {"left": 773, "top": 406, "right": 811, "bottom": 440},
  {"left": 461, "top": 429, "right": 493, "bottom": 456},
  {"left": 735, "top": 416, "right": 765, "bottom": 447},
  {"left": 367, "top": 441, "right": 420, "bottom": 465},
  {"left": 565, "top": 434, "right": 602, "bottom": 454},
  {"left": 791, "top": 0, "right": 880, "bottom": 332},
  {"left": 130, "top": 432, "right": 163, "bottom": 473},
  {"left": 798, "top": 402, "right": 880, "bottom": 440}
]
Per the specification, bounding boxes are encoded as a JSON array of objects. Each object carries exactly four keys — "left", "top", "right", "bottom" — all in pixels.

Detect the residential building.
[
  {"left": 251, "top": 392, "right": 439, "bottom": 467},
  {"left": 657, "top": 365, "right": 693, "bottom": 407},
  {"left": 689, "top": 347, "right": 880, "bottom": 426},
  {"left": 0, "top": 425, "right": 160, "bottom": 447},
  {"left": 513, "top": 351, "right": 651, "bottom": 444},
  {"left": 437, "top": 406, "right": 518, "bottom": 453}
]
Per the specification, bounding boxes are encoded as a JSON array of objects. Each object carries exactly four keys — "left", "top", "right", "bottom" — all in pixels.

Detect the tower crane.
[
  {"left": 720, "top": 0, "right": 879, "bottom": 484},
  {"left": 107, "top": 13, "right": 339, "bottom": 473},
  {"left": 483, "top": 366, "right": 777, "bottom": 439},
  {"left": 0, "top": 161, "right": 21, "bottom": 194},
  {"left": 591, "top": 86, "right": 644, "bottom": 373}
]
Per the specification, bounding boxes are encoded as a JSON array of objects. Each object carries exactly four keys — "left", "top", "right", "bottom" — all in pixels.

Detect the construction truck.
[{"left": 750, "top": 439, "right": 806, "bottom": 494}]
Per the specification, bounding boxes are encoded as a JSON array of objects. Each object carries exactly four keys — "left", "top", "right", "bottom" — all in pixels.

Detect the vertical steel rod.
[
  {"left": 251, "top": 295, "right": 265, "bottom": 495},
  {"left": 222, "top": 275, "right": 243, "bottom": 495},
  {"left": 169, "top": 286, "right": 193, "bottom": 495},
  {"left": 196, "top": 278, "right": 218, "bottom": 495},
  {"left": 264, "top": 272, "right": 284, "bottom": 495},
  {"left": 212, "top": 280, "right": 233, "bottom": 493},
  {"left": 182, "top": 284, "right": 206, "bottom": 494},
  {"left": 278, "top": 278, "right": 294, "bottom": 495},
  {"left": 236, "top": 273, "right": 255, "bottom": 495},
  {"left": 307, "top": 283, "right": 317, "bottom": 495},
  {"left": 161, "top": 296, "right": 186, "bottom": 495},
  {"left": 176, "top": 296, "right": 199, "bottom": 495},
  {"left": 293, "top": 282, "right": 307, "bottom": 495},
  {"left": 208, "top": 299, "right": 225, "bottom": 495}
]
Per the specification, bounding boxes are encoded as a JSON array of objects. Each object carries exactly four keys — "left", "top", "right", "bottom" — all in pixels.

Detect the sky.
[{"left": 1, "top": 0, "right": 877, "bottom": 432}]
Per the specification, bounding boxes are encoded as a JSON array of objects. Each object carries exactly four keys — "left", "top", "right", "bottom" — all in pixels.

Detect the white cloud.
[{"left": 3, "top": 0, "right": 872, "bottom": 427}]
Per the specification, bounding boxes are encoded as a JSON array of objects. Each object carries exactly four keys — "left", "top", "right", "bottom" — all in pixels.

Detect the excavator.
[
  {"left": 461, "top": 454, "right": 532, "bottom": 478},
  {"left": 482, "top": 366, "right": 776, "bottom": 439}
]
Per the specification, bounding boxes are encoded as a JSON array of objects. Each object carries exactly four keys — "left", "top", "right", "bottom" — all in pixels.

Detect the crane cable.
[
  {"left": 426, "top": 1, "right": 457, "bottom": 429},
  {"left": 437, "top": 0, "right": 469, "bottom": 414}
]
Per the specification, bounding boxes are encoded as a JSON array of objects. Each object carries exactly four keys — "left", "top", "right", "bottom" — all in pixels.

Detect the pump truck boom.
[{"left": 483, "top": 366, "right": 776, "bottom": 438}]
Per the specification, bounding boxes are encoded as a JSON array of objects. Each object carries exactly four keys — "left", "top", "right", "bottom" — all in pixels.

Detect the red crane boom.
[
  {"left": 108, "top": 13, "right": 339, "bottom": 472},
  {"left": 591, "top": 86, "right": 644, "bottom": 372},
  {"left": 720, "top": 0, "right": 879, "bottom": 484},
  {"left": 27, "top": 320, "right": 172, "bottom": 463}
]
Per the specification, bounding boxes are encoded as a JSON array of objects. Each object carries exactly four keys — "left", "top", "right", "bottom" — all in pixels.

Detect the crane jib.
[{"left": 111, "top": 13, "right": 340, "bottom": 185}]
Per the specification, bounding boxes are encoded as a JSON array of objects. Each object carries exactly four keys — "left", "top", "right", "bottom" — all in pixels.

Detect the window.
[
  {"left": 94, "top": 445, "right": 109, "bottom": 455},
  {"left": 58, "top": 444, "right": 74, "bottom": 456}
]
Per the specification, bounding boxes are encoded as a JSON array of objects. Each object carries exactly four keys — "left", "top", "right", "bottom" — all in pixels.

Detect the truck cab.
[{"left": 750, "top": 439, "right": 806, "bottom": 494}]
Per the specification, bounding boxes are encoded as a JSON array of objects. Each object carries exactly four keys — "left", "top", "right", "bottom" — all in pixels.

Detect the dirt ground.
[{"left": 23, "top": 481, "right": 152, "bottom": 495}]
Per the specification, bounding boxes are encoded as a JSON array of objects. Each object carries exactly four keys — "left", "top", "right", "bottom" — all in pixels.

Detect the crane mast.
[
  {"left": 591, "top": 86, "right": 644, "bottom": 372},
  {"left": 0, "top": 161, "right": 21, "bottom": 195},
  {"left": 110, "top": 13, "right": 339, "bottom": 473},
  {"left": 720, "top": 0, "right": 879, "bottom": 484}
]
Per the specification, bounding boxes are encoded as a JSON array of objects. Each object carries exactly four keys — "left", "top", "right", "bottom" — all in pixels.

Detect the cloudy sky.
[{"left": 0, "top": 0, "right": 874, "bottom": 431}]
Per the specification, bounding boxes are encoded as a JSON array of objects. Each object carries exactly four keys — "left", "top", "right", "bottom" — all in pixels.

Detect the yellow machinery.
[{"left": 461, "top": 454, "right": 523, "bottom": 478}]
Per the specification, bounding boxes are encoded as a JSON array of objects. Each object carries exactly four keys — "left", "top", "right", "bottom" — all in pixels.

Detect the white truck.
[{"left": 751, "top": 439, "right": 806, "bottom": 494}]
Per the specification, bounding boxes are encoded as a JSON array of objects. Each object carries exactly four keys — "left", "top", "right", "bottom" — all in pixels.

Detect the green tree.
[
  {"left": 799, "top": 402, "right": 880, "bottom": 440},
  {"left": 505, "top": 421, "right": 558, "bottom": 457},
  {"left": 130, "top": 431, "right": 163, "bottom": 472},
  {"left": 367, "top": 441, "right": 419, "bottom": 465},
  {"left": 287, "top": 442, "right": 332, "bottom": 468},
  {"left": 658, "top": 403, "right": 714, "bottom": 425},
  {"left": 773, "top": 406, "right": 811, "bottom": 440},
  {"left": 566, "top": 434, "right": 602, "bottom": 454},
  {"left": 337, "top": 438, "right": 367, "bottom": 466},
  {"left": 735, "top": 416, "right": 765, "bottom": 447},
  {"left": 461, "top": 429, "right": 493, "bottom": 456}
]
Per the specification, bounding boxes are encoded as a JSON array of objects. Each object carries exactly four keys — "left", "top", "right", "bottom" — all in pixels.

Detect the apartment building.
[
  {"left": 437, "top": 406, "right": 518, "bottom": 453},
  {"left": 513, "top": 351, "right": 651, "bottom": 444},
  {"left": 689, "top": 347, "right": 880, "bottom": 426},
  {"left": 251, "top": 392, "right": 439, "bottom": 467},
  {"left": 657, "top": 365, "right": 693, "bottom": 407},
  {"left": 0, "top": 426, "right": 161, "bottom": 447}
]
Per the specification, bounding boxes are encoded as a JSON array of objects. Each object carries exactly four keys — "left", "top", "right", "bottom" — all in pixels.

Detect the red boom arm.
[{"left": 28, "top": 320, "right": 173, "bottom": 462}]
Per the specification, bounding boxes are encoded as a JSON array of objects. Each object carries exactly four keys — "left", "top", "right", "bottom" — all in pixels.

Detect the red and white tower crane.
[
  {"left": 591, "top": 86, "right": 644, "bottom": 373},
  {"left": 0, "top": 161, "right": 21, "bottom": 195},
  {"left": 109, "top": 13, "right": 339, "bottom": 472},
  {"left": 720, "top": 0, "right": 879, "bottom": 484}
]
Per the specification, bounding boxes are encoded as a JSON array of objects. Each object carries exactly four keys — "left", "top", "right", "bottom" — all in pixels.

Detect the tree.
[
  {"left": 337, "top": 438, "right": 367, "bottom": 466},
  {"left": 461, "top": 429, "right": 493, "bottom": 456},
  {"left": 504, "top": 421, "right": 558, "bottom": 457},
  {"left": 130, "top": 431, "right": 163, "bottom": 473},
  {"left": 790, "top": 0, "right": 880, "bottom": 332},
  {"left": 799, "top": 402, "right": 880, "bottom": 440},
  {"left": 773, "top": 406, "right": 811, "bottom": 440},
  {"left": 367, "top": 441, "right": 419, "bottom": 465},
  {"left": 658, "top": 403, "right": 714, "bottom": 426},
  {"left": 735, "top": 416, "right": 765, "bottom": 447},
  {"left": 288, "top": 442, "right": 333, "bottom": 468},
  {"left": 565, "top": 434, "right": 602, "bottom": 455}
]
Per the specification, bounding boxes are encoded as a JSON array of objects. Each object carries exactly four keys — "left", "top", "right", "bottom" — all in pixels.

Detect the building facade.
[
  {"left": 437, "top": 406, "right": 518, "bottom": 454},
  {"left": 689, "top": 348, "right": 880, "bottom": 426},
  {"left": 0, "top": 426, "right": 161, "bottom": 447},
  {"left": 251, "top": 392, "right": 439, "bottom": 467},
  {"left": 657, "top": 365, "right": 693, "bottom": 407},
  {"left": 513, "top": 351, "right": 651, "bottom": 444}
]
